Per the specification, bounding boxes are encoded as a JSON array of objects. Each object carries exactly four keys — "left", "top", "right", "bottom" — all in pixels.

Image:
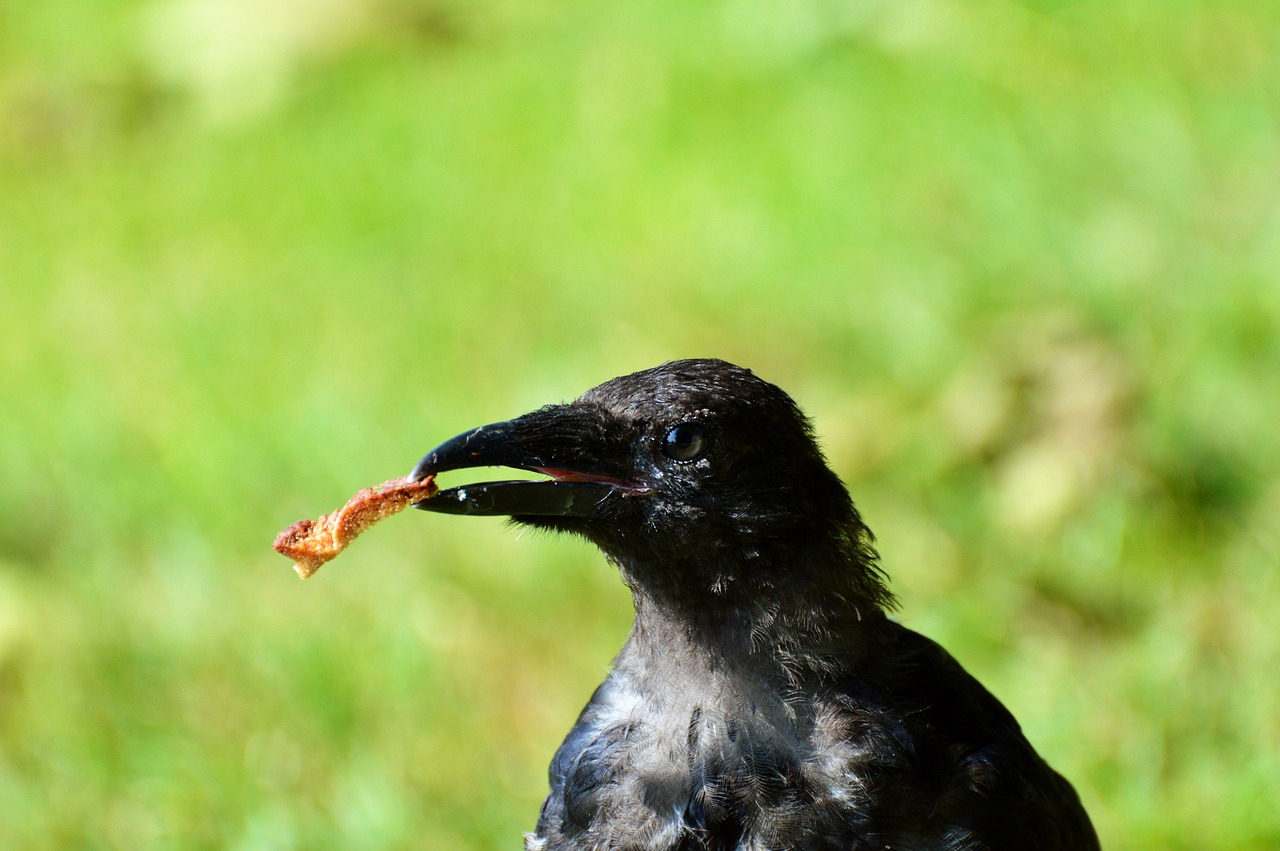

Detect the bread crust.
[{"left": 273, "top": 475, "right": 438, "bottom": 578}]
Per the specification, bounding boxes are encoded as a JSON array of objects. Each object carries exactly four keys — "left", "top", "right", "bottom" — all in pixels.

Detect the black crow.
[{"left": 411, "top": 358, "right": 1099, "bottom": 851}]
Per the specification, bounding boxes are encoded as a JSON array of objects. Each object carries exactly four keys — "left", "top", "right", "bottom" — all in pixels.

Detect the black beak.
[{"left": 408, "top": 404, "right": 642, "bottom": 518}]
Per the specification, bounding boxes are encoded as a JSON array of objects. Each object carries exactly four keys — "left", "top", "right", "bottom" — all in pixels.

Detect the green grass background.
[{"left": 2, "top": 0, "right": 1278, "bottom": 847}]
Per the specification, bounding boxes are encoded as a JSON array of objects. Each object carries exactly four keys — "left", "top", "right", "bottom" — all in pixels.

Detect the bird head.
[{"left": 411, "top": 359, "right": 889, "bottom": 613}]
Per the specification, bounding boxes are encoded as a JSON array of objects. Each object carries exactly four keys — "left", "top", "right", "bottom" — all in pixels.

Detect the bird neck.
[{"left": 616, "top": 540, "right": 891, "bottom": 686}]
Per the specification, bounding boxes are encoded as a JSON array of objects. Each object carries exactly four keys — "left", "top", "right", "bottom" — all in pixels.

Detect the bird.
[{"left": 409, "top": 358, "right": 1100, "bottom": 851}]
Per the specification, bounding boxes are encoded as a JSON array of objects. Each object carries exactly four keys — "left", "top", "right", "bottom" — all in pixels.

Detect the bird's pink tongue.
[{"left": 535, "top": 467, "right": 620, "bottom": 485}]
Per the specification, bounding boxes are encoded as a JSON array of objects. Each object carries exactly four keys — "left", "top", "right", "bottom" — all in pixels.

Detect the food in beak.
[{"left": 273, "top": 475, "right": 438, "bottom": 578}]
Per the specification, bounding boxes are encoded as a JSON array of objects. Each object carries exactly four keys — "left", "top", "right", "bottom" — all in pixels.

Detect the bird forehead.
[
  {"left": 580, "top": 375, "right": 719, "bottom": 413},
  {"left": 577, "top": 359, "right": 788, "bottom": 423}
]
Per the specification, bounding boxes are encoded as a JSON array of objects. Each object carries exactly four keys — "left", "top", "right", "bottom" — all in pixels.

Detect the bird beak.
[{"left": 407, "top": 404, "right": 642, "bottom": 518}]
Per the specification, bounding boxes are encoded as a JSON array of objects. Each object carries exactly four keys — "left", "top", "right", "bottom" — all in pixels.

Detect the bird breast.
[{"left": 539, "top": 673, "right": 891, "bottom": 850}]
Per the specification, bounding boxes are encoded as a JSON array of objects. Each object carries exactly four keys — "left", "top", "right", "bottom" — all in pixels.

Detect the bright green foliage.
[{"left": 1, "top": 1, "right": 1277, "bottom": 848}]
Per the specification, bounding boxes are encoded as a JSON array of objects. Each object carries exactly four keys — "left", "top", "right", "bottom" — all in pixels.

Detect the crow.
[{"left": 410, "top": 358, "right": 1099, "bottom": 851}]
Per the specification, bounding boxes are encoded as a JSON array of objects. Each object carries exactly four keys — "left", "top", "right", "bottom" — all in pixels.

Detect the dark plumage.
[{"left": 412, "top": 359, "right": 1099, "bottom": 851}]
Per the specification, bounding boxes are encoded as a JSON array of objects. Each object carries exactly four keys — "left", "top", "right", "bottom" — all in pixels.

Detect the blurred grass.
[{"left": 1, "top": 0, "right": 1278, "bottom": 847}]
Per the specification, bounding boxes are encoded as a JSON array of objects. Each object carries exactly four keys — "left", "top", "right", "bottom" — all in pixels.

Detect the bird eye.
[{"left": 662, "top": 422, "right": 708, "bottom": 462}]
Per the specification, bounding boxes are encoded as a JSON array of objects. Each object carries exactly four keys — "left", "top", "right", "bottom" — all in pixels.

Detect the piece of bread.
[{"left": 273, "top": 475, "right": 438, "bottom": 578}]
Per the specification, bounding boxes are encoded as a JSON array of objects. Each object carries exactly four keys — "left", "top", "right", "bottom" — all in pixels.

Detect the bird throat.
[{"left": 622, "top": 565, "right": 886, "bottom": 693}]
